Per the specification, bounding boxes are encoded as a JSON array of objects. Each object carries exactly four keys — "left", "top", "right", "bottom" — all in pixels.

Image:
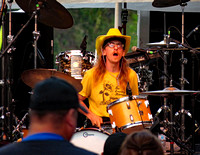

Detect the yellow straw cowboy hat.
[{"left": 95, "top": 28, "right": 131, "bottom": 55}]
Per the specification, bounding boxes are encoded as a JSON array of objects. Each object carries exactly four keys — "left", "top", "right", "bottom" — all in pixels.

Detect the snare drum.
[
  {"left": 55, "top": 50, "right": 94, "bottom": 79},
  {"left": 107, "top": 95, "right": 153, "bottom": 134},
  {"left": 70, "top": 128, "right": 109, "bottom": 154}
]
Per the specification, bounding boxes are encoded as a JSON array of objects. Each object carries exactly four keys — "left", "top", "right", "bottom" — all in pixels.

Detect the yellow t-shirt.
[{"left": 79, "top": 67, "right": 139, "bottom": 117}]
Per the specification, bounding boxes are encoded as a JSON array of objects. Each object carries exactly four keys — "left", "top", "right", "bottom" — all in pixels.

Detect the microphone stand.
[
  {"left": 0, "top": 0, "right": 7, "bottom": 142},
  {"left": 33, "top": 3, "right": 40, "bottom": 69}
]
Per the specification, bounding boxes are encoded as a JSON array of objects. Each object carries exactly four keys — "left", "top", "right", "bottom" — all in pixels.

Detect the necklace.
[{"left": 108, "top": 69, "right": 121, "bottom": 86}]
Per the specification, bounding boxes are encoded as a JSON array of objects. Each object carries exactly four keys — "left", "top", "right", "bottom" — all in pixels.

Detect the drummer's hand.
[{"left": 87, "top": 112, "right": 103, "bottom": 128}]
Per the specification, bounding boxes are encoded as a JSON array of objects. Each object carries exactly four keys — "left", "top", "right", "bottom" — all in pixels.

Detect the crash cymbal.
[
  {"left": 141, "top": 86, "right": 200, "bottom": 97},
  {"left": 146, "top": 40, "right": 177, "bottom": 47},
  {"left": 21, "top": 69, "right": 82, "bottom": 92},
  {"left": 152, "top": 0, "right": 190, "bottom": 7},
  {"left": 15, "top": 0, "right": 73, "bottom": 29}
]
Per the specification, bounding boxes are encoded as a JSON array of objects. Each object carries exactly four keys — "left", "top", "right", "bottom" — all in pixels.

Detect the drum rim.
[
  {"left": 107, "top": 95, "right": 147, "bottom": 110},
  {"left": 121, "top": 121, "right": 153, "bottom": 130},
  {"left": 74, "top": 127, "right": 111, "bottom": 135}
]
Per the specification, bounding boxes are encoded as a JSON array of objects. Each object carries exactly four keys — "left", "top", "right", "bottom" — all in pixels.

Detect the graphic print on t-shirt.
[{"left": 99, "top": 81, "right": 125, "bottom": 105}]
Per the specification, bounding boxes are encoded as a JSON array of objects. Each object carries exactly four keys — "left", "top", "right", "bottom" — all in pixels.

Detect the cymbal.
[
  {"left": 15, "top": 0, "right": 73, "bottom": 29},
  {"left": 152, "top": 0, "right": 190, "bottom": 7},
  {"left": 146, "top": 40, "right": 177, "bottom": 47},
  {"left": 141, "top": 86, "right": 200, "bottom": 97},
  {"left": 21, "top": 69, "right": 82, "bottom": 92}
]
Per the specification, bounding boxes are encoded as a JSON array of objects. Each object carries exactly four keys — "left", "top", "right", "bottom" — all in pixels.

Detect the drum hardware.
[
  {"left": 0, "top": 0, "right": 23, "bottom": 142},
  {"left": 107, "top": 95, "right": 153, "bottom": 134},
  {"left": 12, "top": 112, "right": 28, "bottom": 138},
  {"left": 125, "top": 49, "right": 161, "bottom": 66},
  {"left": 174, "top": 110, "right": 200, "bottom": 143},
  {"left": 133, "top": 96, "right": 145, "bottom": 129},
  {"left": 55, "top": 50, "right": 94, "bottom": 79},
  {"left": 126, "top": 82, "right": 146, "bottom": 129},
  {"left": 21, "top": 68, "right": 82, "bottom": 92},
  {"left": 134, "top": 65, "right": 153, "bottom": 92},
  {"left": 142, "top": 86, "right": 200, "bottom": 154},
  {"left": 186, "top": 25, "right": 200, "bottom": 39}
]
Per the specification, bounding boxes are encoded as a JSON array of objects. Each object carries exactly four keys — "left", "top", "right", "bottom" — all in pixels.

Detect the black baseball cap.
[{"left": 30, "top": 77, "right": 88, "bottom": 113}]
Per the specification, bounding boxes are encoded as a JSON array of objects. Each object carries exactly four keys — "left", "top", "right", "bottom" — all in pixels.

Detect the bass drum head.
[{"left": 70, "top": 128, "right": 109, "bottom": 154}]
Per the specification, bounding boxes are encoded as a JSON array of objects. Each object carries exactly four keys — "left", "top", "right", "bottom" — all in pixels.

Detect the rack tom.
[
  {"left": 107, "top": 95, "right": 153, "bottom": 134},
  {"left": 55, "top": 50, "right": 94, "bottom": 79}
]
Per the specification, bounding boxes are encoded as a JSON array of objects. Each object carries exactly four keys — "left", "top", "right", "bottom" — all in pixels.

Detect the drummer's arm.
[{"left": 78, "top": 94, "right": 103, "bottom": 128}]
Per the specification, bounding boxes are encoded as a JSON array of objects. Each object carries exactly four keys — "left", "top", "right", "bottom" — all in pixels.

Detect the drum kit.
[{"left": 1, "top": 0, "right": 200, "bottom": 154}]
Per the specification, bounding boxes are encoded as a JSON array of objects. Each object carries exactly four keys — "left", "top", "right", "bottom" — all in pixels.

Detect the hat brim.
[{"left": 96, "top": 35, "right": 131, "bottom": 55}]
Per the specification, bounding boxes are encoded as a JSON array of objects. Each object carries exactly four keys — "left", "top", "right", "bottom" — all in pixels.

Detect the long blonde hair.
[{"left": 93, "top": 51, "right": 130, "bottom": 90}]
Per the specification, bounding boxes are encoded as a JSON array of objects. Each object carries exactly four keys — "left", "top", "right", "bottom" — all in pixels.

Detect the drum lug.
[
  {"left": 144, "top": 100, "right": 149, "bottom": 108},
  {"left": 111, "top": 121, "right": 116, "bottom": 129},
  {"left": 130, "top": 114, "right": 134, "bottom": 122},
  {"left": 108, "top": 109, "right": 113, "bottom": 116},
  {"left": 148, "top": 113, "right": 153, "bottom": 120},
  {"left": 126, "top": 101, "right": 131, "bottom": 109},
  {"left": 137, "top": 101, "right": 142, "bottom": 107}
]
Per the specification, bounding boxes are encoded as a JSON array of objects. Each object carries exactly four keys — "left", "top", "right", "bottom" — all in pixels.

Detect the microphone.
[
  {"left": 126, "top": 82, "right": 133, "bottom": 100},
  {"left": 80, "top": 35, "right": 88, "bottom": 57},
  {"left": 186, "top": 25, "right": 200, "bottom": 38},
  {"left": 131, "top": 46, "right": 154, "bottom": 54},
  {"left": 37, "top": 48, "right": 46, "bottom": 66}
]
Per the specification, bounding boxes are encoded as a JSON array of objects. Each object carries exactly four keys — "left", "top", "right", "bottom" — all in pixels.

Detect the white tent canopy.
[
  {"left": 11, "top": 0, "right": 200, "bottom": 12},
  {"left": 10, "top": 0, "right": 200, "bottom": 48}
]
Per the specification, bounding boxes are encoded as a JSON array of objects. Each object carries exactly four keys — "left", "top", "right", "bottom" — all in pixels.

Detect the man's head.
[
  {"left": 96, "top": 28, "right": 131, "bottom": 56},
  {"left": 29, "top": 77, "right": 86, "bottom": 140}
]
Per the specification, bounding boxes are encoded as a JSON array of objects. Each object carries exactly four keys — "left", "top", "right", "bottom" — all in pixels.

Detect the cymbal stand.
[
  {"left": 179, "top": 2, "right": 188, "bottom": 146},
  {"left": 0, "top": 0, "right": 15, "bottom": 142},
  {"left": 12, "top": 112, "right": 28, "bottom": 140},
  {"left": 0, "top": 5, "right": 35, "bottom": 142},
  {"left": 33, "top": 3, "right": 41, "bottom": 69}
]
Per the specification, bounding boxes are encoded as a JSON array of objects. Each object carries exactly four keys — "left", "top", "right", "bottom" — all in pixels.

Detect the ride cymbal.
[
  {"left": 141, "top": 86, "right": 200, "bottom": 97},
  {"left": 152, "top": 0, "right": 190, "bottom": 7},
  {"left": 15, "top": 0, "right": 73, "bottom": 29},
  {"left": 21, "top": 69, "right": 82, "bottom": 92}
]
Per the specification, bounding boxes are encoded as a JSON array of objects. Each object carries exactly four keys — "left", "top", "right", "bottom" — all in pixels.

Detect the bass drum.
[
  {"left": 107, "top": 95, "right": 153, "bottom": 134},
  {"left": 70, "top": 128, "right": 110, "bottom": 154},
  {"left": 55, "top": 50, "right": 94, "bottom": 79}
]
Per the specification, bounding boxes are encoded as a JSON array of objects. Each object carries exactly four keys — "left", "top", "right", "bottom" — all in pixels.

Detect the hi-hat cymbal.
[
  {"left": 21, "top": 69, "right": 82, "bottom": 92},
  {"left": 146, "top": 40, "right": 177, "bottom": 47},
  {"left": 15, "top": 0, "right": 73, "bottom": 29},
  {"left": 152, "top": 0, "right": 190, "bottom": 7},
  {"left": 141, "top": 86, "right": 200, "bottom": 97}
]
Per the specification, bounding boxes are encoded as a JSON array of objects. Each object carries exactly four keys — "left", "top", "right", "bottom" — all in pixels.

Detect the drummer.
[{"left": 78, "top": 28, "right": 139, "bottom": 130}]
